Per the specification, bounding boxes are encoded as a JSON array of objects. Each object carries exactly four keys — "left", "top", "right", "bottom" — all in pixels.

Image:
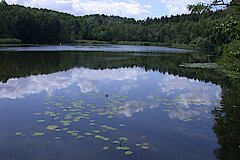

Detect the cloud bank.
[
  {"left": 0, "top": 67, "right": 146, "bottom": 99},
  {"left": 6, "top": 0, "right": 150, "bottom": 18},
  {"left": 160, "top": 0, "right": 231, "bottom": 15}
]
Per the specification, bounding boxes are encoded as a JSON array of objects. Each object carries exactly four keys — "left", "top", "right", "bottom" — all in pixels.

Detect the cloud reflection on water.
[{"left": 0, "top": 68, "right": 221, "bottom": 121}]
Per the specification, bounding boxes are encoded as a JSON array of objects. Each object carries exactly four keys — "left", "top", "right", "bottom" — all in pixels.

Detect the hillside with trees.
[{"left": 0, "top": 0, "right": 239, "bottom": 72}]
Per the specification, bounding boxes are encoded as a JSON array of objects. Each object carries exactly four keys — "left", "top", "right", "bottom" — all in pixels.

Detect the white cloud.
[
  {"left": 168, "top": 109, "right": 200, "bottom": 121},
  {"left": 158, "top": 73, "right": 222, "bottom": 108},
  {"left": 0, "top": 67, "right": 146, "bottom": 99},
  {"left": 6, "top": 0, "right": 151, "bottom": 18},
  {"left": 160, "top": 0, "right": 230, "bottom": 15},
  {"left": 119, "top": 100, "right": 146, "bottom": 117}
]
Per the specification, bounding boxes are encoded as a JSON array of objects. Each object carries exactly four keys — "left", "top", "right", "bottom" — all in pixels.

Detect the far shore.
[{"left": 0, "top": 38, "right": 196, "bottom": 50}]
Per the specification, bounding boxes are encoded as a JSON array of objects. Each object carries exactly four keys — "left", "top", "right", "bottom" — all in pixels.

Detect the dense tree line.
[
  {"left": 0, "top": 1, "right": 239, "bottom": 71},
  {"left": 0, "top": 1, "right": 232, "bottom": 45}
]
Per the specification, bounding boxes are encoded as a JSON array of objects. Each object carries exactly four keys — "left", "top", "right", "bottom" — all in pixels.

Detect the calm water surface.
[{"left": 0, "top": 45, "right": 239, "bottom": 160}]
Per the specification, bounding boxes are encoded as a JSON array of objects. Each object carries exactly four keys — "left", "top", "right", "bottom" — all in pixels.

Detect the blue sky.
[{"left": 5, "top": 0, "right": 221, "bottom": 19}]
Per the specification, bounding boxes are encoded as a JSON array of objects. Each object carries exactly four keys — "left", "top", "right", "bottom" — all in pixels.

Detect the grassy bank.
[
  {"left": 74, "top": 39, "right": 196, "bottom": 50},
  {"left": 0, "top": 38, "right": 21, "bottom": 44}
]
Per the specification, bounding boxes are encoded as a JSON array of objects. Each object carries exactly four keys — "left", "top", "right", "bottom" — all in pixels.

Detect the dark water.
[{"left": 0, "top": 45, "right": 239, "bottom": 160}]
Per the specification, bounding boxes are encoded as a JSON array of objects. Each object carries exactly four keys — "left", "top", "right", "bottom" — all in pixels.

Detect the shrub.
[
  {"left": 218, "top": 40, "right": 240, "bottom": 72},
  {"left": 190, "top": 37, "right": 215, "bottom": 50}
]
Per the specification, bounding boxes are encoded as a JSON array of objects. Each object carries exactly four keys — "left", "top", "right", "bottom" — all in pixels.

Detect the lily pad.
[
  {"left": 34, "top": 112, "right": 42, "bottom": 115},
  {"left": 125, "top": 151, "right": 133, "bottom": 155},
  {"left": 93, "top": 130, "right": 101, "bottom": 133},
  {"left": 103, "top": 137, "right": 110, "bottom": 141},
  {"left": 116, "top": 146, "right": 130, "bottom": 151},
  {"left": 71, "top": 133, "right": 78, "bottom": 136},
  {"left": 135, "top": 143, "right": 141, "bottom": 147},
  {"left": 74, "top": 135, "right": 83, "bottom": 139},
  {"left": 32, "top": 132, "right": 45, "bottom": 137},
  {"left": 84, "top": 132, "right": 93, "bottom": 136},
  {"left": 102, "top": 146, "right": 109, "bottom": 151},
  {"left": 107, "top": 115, "right": 114, "bottom": 119},
  {"left": 46, "top": 125, "right": 59, "bottom": 131},
  {"left": 141, "top": 146, "right": 150, "bottom": 150},
  {"left": 15, "top": 132, "right": 24, "bottom": 136},
  {"left": 55, "top": 129, "right": 61, "bottom": 132},
  {"left": 113, "top": 141, "right": 120, "bottom": 144},
  {"left": 60, "top": 120, "right": 72, "bottom": 126},
  {"left": 95, "top": 135, "right": 104, "bottom": 139},
  {"left": 101, "top": 125, "right": 117, "bottom": 131},
  {"left": 119, "top": 137, "right": 128, "bottom": 141},
  {"left": 37, "top": 120, "right": 45, "bottom": 123}
]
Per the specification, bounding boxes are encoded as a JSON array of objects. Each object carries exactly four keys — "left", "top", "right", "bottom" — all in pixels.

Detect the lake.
[{"left": 0, "top": 45, "right": 239, "bottom": 160}]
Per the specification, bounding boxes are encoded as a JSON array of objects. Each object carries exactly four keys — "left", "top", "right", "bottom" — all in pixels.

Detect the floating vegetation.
[
  {"left": 135, "top": 143, "right": 141, "bottom": 147},
  {"left": 101, "top": 125, "right": 117, "bottom": 131},
  {"left": 107, "top": 115, "right": 114, "bottom": 119},
  {"left": 113, "top": 141, "right": 120, "bottom": 144},
  {"left": 44, "top": 111, "right": 56, "bottom": 117},
  {"left": 60, "top": 120, "right": 72, "bottom": 126},
  {"left": 116, "top": 146, "right": 130, "bottom": 151},
  {"left": 125, "top": 151, "right": 133, "bottom": 155},
  {"left": 103, "top": 137, "right": 110, "bottom": 141},
  {"left": 119, "top": 137, "right": 128, "bottom": 141},
  {"left": 72, "top": 100, "right": 84, "bottom": 108},
  {"left": 17, "top": 94, "right": 154, "bottom": 157},
  {"left": 102, "top": 146, "right": 109, "bottom": 151},
  {"left": 71, "top": 132, "right": 78, "bottom": 136},
  {"left": 55, "top": 129, "right": 61, "bottom": 132},
  {"left": 95, "top": 135, "right": 104, "bottom": 139},
  {"left": 141, "top": 146, "right": 150, "bottom": 150},
  {"left": 34, "top": 112, "right": 42, "bottom": 115},
  {"left": 98, "top": 112, "right": 108, "bottom": 116},
  {"left": 135, "top": 143, "right": 150, "bottom": 150},
  {"left": 93, "top": 130, "right": 100, "bottom": 133},
  {"left": 94, "top": 135, "right": 109, "bottom": 141},
  {"left": 179, "top": 63, "right": 221, "bottom": 70},
  {"left": 32, "top": 132, "right": 45, "bottom": 137},
  {"left": 46, "top": 125, "right": 59, "bottom": 131},
  {"left": 37, "top": 120, "right": 45, "bottom": 123},
  {"left": 15, "top": 132, "right": 24, "bottom": 136},
  {"left": 84, "top": 132, "right": 93, "bottom": 136},
  {"left": 74, "top": 135, "right": 83, "bottom": 139}
]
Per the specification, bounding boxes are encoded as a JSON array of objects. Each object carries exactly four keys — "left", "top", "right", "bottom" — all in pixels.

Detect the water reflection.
[
  {"left": 0, "top": 67, "right": 146, "bottom": 99},
  {"left": 0, "top": 67, "right": 222, "bottom": 123},
  {"left": 0, "top": 50, "right": 239, "bottom": 160}
]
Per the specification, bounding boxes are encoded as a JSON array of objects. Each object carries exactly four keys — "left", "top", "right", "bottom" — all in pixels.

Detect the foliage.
[
  {"left": 218, "top": 40, "right": 240, "bottom": 72},
  {"left": 0, "top": 1, "right": 239, "bottom": 73},
  {"left": 187, "top": 3, "right": 211, "bottom": 14},
  {"left": 0, "top": 3, "right": 229, "bottom": 45},
  {"left": 0, "top": 38, "right": 21, "bottom": 44},
  {"left": 190, "top": 37, "right": 215, "bottom": 50},
  {"left": 211, "top": 18, "right": 239, "bottom": 45}
]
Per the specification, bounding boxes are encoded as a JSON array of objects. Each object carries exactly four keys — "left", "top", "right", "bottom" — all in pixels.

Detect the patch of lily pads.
[
  {"left": 179, "top": 63, "right": 221, "bottom": 70},
  {"left": 16, "top": 94, "right": 153, "bottom": 157},
  {"left": 46, "top": 125, "right": 59, "bottom": 131},
  {"left": 32, "top": 132, "right": 45, "bottom": 137},
  {"left": 15, "top": 132, "right": 25, "bottom": 136}
]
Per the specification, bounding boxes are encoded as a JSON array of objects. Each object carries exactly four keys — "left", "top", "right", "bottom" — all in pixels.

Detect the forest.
[{"left": 0, "top": 0, "right": 239, "bottom": 72}]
